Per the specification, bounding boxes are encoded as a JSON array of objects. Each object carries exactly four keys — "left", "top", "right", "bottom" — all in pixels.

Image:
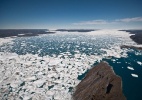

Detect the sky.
[{"left": 0, "top": 0, "right": 142, "bottom": 29}]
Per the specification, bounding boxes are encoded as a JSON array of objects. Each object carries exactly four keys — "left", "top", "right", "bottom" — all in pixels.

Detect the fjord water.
[
  {"left": 0, "top": 30, "right": 142, "bottom": 99},
  {"left": 103, "top": 50, "right": 142, "bottom": 100}
]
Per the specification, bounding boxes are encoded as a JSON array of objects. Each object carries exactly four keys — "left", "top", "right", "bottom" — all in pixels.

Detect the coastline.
[
  {"left": 73, "top": 62, "right": 126, "bottom": 100},
  {"left": 120, "top": 45, "right": 142, "bottom": 50},
  {"left": 120, "top": 30, "right": 142, "bottom": 50},
  {"left": 0, "top": 29, "right": 55, "bottom": 38}
]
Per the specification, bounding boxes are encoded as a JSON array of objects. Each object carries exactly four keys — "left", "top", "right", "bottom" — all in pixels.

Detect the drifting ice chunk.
[
  {"left": 33, "top": 79, "right": 45, "bottom": 87},
  {"left": 131, "top": 74, "right": 138, "bottom": 78},
  {"left": 88, "top": 48, "right": 92, "bottom": 50},
  {"left": 137, "top": 61, "right": 142, "bottom": 65},
  {"left": 10, "top": 83, "right": 18, "bottom": 88},
  {"left": 54, "top": 80, "right": 62, "bottom": 84},
  {"left": 74, "top": 54, "right": 81, "bottom": 58},
  {"left": 127, "top": 66, "right": 134, "bottom": 70},
  {"left": 54, "top": 92, "right": 61, "bottom": 100},
  {"left": 25, "top": 76, "right": 36, "bottom": 81},
  {"left": 48, "top": 59, "right": 61, "bottom": 66},
  {"left": 23, "top": 96, "right": 31, "bottom": 100},
  {"left": 47, "top": 91, "right": 55, "bottom": 95}
]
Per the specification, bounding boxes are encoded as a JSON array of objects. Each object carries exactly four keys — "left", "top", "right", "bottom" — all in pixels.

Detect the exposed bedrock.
[
  {"left": 73, "top": 62, "right": 126, "bottom": 100},
  {"left": 121, "top": 45, "right": 142, "bottom": 50}
]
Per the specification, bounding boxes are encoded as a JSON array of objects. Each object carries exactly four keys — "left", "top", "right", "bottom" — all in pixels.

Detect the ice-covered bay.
[{"left": 0, "top": 30, "right": 141, "bottom": 100}]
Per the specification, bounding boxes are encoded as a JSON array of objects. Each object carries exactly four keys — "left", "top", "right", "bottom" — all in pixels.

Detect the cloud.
[
  {"left": 115, "top": 17, "right": 142, "bottom": 22},
  {"left": 73, "top": 20, "right": 109, "bottom": 25},
  {"left": 73, "top": 17, "right": 142, "bottom": 25}
]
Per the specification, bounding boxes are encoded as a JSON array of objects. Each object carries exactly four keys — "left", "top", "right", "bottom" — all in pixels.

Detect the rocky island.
[
  {"left": 56, "top": 29, "right": 95, "bottom": 32},
  {"left": 0, "top": 29, "right": 55, "bottom": 38},
  {"left": 73, "top": 62, "right": 126, "bottom": 100}
]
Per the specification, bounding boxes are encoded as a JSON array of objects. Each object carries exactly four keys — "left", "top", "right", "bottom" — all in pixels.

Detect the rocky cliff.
[{"left": 73, "top": 62, "right": 126, "bottom": 100}]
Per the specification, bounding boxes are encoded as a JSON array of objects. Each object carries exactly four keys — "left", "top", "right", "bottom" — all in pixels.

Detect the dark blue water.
[
  {"left": 102, "top": 50, "right": 142, "bottom": 100},
  {"left": 0, "top": 34, "right": 119, "bottom": 56},
  {"left": 107, "top": 51, "right": 142, "bottom": 100}
]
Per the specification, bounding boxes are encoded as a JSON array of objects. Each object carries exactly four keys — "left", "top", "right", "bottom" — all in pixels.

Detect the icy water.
[
  {"left": 1, "top": 32, "right": 124, "bottom": 56},
  {"left": 0, "top": 30, "right": 142, "bottom": 100},
  {"left": 103, "top": 50, "right": 142, "bottom": 100}
]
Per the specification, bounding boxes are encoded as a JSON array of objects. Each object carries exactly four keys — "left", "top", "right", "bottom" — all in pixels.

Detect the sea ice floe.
[
  {"left": 0, "top": 51, "right": 120, "bottom": 100},
  {"left": 25, "top": 76, "right": 37, "bottom": 81},
  {"left": 137, "top": 61, "right": 142, "bottom": 65},
  {"left": 0, "top": 29, "right": 140, "bottom": 100},
  {"left": 33, "top": 79, "right": 46, "bottom": 88},
  {"left": 131, "top": 74, "right": 138, "bottom": 78},
  {"left": 88, "top": 48, "right": 92, "bottom": 50},
  {"left": 101, "top": 46, "right": 127, "bottom": 58},
  {"left": 127, "top": 66, "right": 134, "bottom": 70},
  {"left": 0, "top": 38, "right": 14, "bottom": 46},
  {"left": 48, "top": 59, "right": 62, "bottom": 66},
  {"left": 0, "top": 51, "right": 97, "bottom": 100}
]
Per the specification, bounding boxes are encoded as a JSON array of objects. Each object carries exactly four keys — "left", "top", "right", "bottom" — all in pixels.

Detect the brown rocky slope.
[{"left": 73, "top": 62, "right": 126, "bottom": 100}]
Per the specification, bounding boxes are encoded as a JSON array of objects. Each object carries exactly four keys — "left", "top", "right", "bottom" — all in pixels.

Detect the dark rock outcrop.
[
  {"left": 73, "top": 62, "right": 126, "bottom": 100},
  {"left": 130, "top": 33, "right": 142, "bottom": 44},
  {"left": 120, "top": 30, "right": 142, "bottom": 44}
]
